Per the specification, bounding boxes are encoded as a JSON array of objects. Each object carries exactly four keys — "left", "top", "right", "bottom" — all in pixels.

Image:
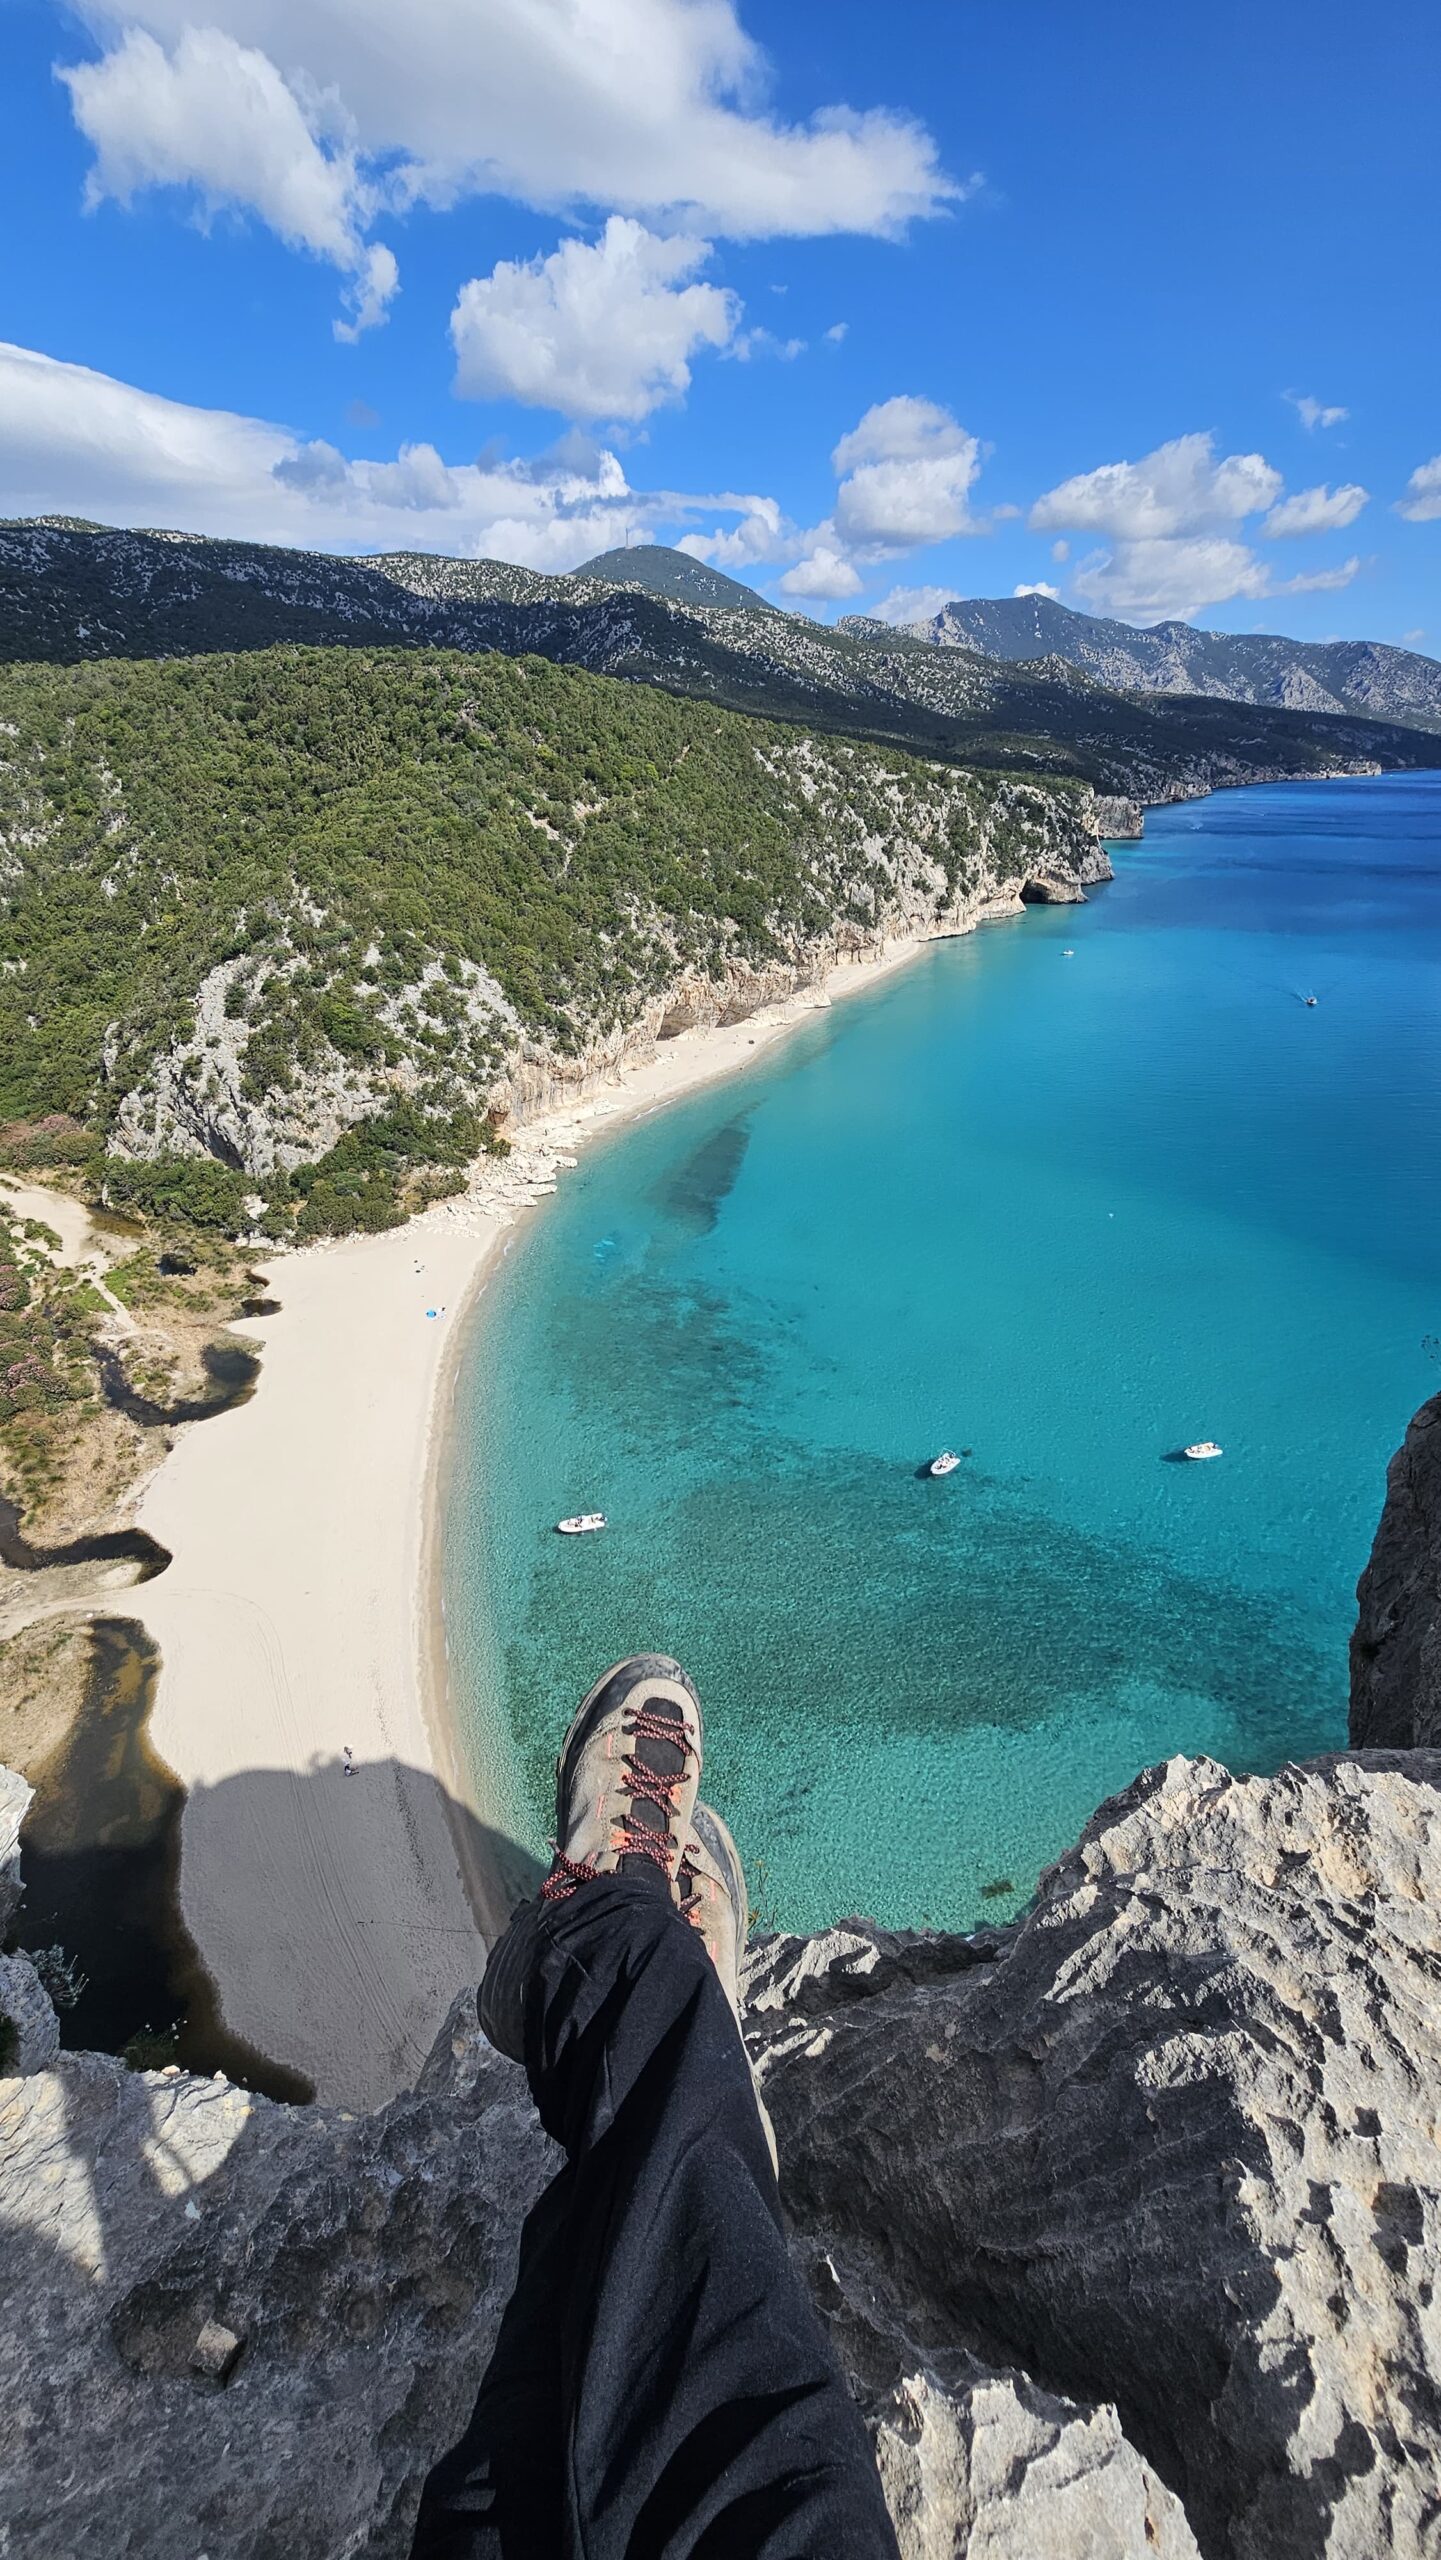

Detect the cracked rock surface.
[
  {"left": 0, "top": 1989, "right": 555, "bottom": 2559},
  {"left": 744, "top": 1750, "right": 1441, "bottom": 2560},
  {"left": 7, "top": 1750, "right": 1440, "bottom": 2554}
]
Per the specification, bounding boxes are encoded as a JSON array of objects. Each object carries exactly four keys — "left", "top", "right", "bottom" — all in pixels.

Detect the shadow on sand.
[{"left": 13, "top": 1656, "right": 542, "bottom": 2106}]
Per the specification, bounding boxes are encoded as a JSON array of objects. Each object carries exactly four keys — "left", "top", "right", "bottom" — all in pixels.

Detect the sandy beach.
[{"left": 128, "top": 928, "right": 973, "bottom": 2106}]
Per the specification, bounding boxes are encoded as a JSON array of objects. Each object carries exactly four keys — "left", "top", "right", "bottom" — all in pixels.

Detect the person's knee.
[
  {"left": 549, "top": 1872, "right": 705, "bottom": 1977},
  {"left": 477, "top": 1892, "right": 549, "bottom": 2061},
  {"left": 481, "top": 1874, "right": 709, "bottom": 2060}
]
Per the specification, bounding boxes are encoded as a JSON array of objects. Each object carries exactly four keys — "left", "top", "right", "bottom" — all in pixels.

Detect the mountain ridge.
[
  {"left": 890, "top": 591, "right": 1441, "bottom": 732},
  {"left": 1, "top": 520, "right": 1433, "bottom": 815}
]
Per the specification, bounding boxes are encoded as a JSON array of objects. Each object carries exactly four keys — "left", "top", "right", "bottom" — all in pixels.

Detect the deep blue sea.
[{"left": 444, "top": 772, "right": 1441, "bottom": 1931}]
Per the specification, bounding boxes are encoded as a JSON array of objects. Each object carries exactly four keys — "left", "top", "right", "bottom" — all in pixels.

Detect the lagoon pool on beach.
[{"left": 443, "top": 771, "right": 1441, "bottom": 1934}]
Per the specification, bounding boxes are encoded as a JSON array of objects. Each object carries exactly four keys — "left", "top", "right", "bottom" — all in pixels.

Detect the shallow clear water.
[{"left": 444, "top": 772, "right": 1441, "bottom": 1931}]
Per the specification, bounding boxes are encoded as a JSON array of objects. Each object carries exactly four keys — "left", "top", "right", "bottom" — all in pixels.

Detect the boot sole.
[
  {"left": 553, "top": 1653, "right": 704, "bottom": 1839},
  {"left": 690, "top": 1801, "right": 748, "bottom": 1952}
]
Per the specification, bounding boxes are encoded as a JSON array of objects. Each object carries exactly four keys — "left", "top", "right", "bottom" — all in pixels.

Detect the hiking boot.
[
  {"left": 541, "top": 1654, "right": 703, "bottom": 1903},
  {"left": 679, "top": 1802, "right": 779, "bottom": 2177},
  {"left": 677, "top": 1801, "right": 749, "bottom": 2015}
]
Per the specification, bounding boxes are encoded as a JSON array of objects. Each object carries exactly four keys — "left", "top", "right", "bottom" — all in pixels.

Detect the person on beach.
[{"left": 411, "top": 1654, "right": 899, "bottom": 2560}]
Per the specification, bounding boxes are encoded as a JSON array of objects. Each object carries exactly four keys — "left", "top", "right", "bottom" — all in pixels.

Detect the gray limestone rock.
[
  {"left": 792, "top": 2226, "right": 1198, "bottom": 2559},
  {"left": 1092, "top": 793, "right": 1145, "bottom": 840},
  {"left": 0, "top": 1766, "right": 30, "bottom": 1930},
  {"left": 0, "top": 1950, "right": 60, "bottom": 2072},
  {"left": 872, "top": 2364, "right": 1199, "bottom": 2560},
  {"left": 1019, "top": 871, "right": 1087, "bottom": 902},
  {"left": 0, "top": 1987, "right": 557, "bottom": 2559},
  {"left": 743, "top": 1751, "right": 1441, "bottom": 2560},
  {"left": 1351, "top": 1388, "right": 1441, "bottom": 1747}
]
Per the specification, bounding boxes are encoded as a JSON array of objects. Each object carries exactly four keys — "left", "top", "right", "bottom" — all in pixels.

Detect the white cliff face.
[
  {"left": 109, "top": 959, "right": 377, "bottom": 1176},
  {"left": 102, "top": 765, "right": 1110, "bottom": 1177},
  {"left": 490, "top": 773, "right": 1110, "bottom": 1129},
  {"left": 107, "top": 953, "right": 519, "bottom": 1178}
]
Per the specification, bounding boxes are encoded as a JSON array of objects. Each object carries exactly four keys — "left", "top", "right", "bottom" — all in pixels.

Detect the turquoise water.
[{"left": 444, "top": 772, "right": 1441, "bottom": 1932}]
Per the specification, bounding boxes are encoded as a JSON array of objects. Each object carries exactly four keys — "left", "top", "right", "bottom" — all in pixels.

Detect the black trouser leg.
[{"left": 412, "top": 1874, "right": 899, "bottom": 2560}]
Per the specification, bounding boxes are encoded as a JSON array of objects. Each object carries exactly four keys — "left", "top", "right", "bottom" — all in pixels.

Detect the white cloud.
[
  {"left": 728, "top": 326, "right": 805, "bottom": 363},
  {"left": 1031, "top": 432, "right": 1371, "bottom": 622},
  {"left": 868, "top": 583, "right": 956, "bottom": 625},
  {"left": 60, "top": 0, "right": 957, "bottom": 263},
  {"left": 1014, "top": 581, "right": 1059, "bottom": 600},
  {"left": 1287, "top": 392, "right": 1348, "bottom": 432},
  {"left": 676, "top": 497, "right": 790, "bottom": 568},
  {"left": 1070, "top": 535, "right": 1363, "bottom": 622},
  {"left": 272, "top": 435, "right": 475, "bottom": 512},
  {"left": 832, "top": 396, "right": 983, "bottom": 551},
  {"left": 777, "top": 541, "right": 864, "bottom": 599},
  {"left": 824, "top": 321, "right": 849, "bottom": 344},
  {"left": 1263, "top": 481, "right": 1368, "bottom": 537},
  {"left": 1050, "top": 538, "right": 1069, "bottom": 563},
  {"left": 336, "top": 245, "right": 399, "bottom": 344},
  {"left": 1270, "top": 556, "right": 1362, "bottom": 597},
  {"left": 1030, "top": 432, "right": 1282, "bottom": 542},
  {"left": 59, "top": 25, "right": 398, "bottom": 336},
  {"left": 0, "top": 336, "right": 784, "bottom": 568},
  {"left": 743, "top": 395, "right": 987, "bottom": 607},
  {"left": 1073, "top": 536, "right": 1272, "bottom": 621},
  {"left": 1397, "top": 456, "right": 1441, "bottom": 522},
  {"left": 1402, "top": 627, "right": 1425, "bottom": 646},
  {"left": 450, "top": 218, "right": 736, "bottom": 422}
]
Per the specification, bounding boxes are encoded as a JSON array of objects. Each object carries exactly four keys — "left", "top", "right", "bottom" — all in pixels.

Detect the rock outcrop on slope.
[
  {"left": 5, "top": 1740, "right": 1441, "bottom": 2558},
  {"left": 1351, "top": 1388, "right": 1441, "bottom": 1748},
  {"left": 0, "top": 1977, "right": 553, "bottom": 2558}
]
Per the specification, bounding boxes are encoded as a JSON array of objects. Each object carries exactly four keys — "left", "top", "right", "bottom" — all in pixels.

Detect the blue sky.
[{"left": 2, "top": 0, "right": 1438, "bottom": 640}]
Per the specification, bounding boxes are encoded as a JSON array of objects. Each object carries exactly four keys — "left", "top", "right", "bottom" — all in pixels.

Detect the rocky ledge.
[{"left": 3, "top": 1414, "right": 1441, "bottom": 2558}]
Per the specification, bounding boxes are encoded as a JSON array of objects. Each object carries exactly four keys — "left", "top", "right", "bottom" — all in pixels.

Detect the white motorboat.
[
  {"left": 928, "top": 1450, "right": 961, "bottom": 1477},
  {"left": 556, "top": 1512, "right": 607, "bottom": 1534},
  {"left": 1182, "top": 1442, "right": 1223, "bottom": 1461}
]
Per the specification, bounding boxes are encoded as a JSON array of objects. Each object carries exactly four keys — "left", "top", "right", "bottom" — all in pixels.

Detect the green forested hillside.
[{"left": 0, "top": 645, "right": 1090, "bottom": 1236}]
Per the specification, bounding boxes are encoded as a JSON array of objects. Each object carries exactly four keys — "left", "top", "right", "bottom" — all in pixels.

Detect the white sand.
[
  {"left": 0, "top": 1175, "right": 135, "bottom": 1328},
  {"left": 127, "top": 929, "right": 979, "bottom": 2105}
]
